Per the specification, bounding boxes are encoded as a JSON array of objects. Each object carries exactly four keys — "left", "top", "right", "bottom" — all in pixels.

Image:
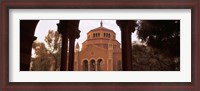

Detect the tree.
[
  {"left": 134, "top": 20, "right": 180, "bottom": 71},
  {"left": 132, "top": 43, "right": 180, "bottom": 71},
  {"left": 30, "top": 30, "right": 62, "bottom": 71},
  {"left": 44, "top": 30, "right": 62, "bottom": 71},
  {"left": 137, "top": 20, "right": 180, "bottom": 57},
  {"left": 31, "top": 41, "right": 51, "bottom": 71}
]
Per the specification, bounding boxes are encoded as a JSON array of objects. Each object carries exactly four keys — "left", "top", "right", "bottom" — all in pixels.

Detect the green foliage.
[
  {"left": 137, "top": 20, "right": 180, "bottom": 57},
  {"left": 132, "top": 44, "right": 180, "bottom": 71},
  {"left": 134, "top": 20, "right": 180, "bottom": 71},
  {"left": 30, "top": 30, "right": 62, "bottom": 71},
  {"left": 30, "top": 42, "right": 51, "bottom": 71},
  {"left": 44, "top": 30, "right": 62, "bottom": 70}
]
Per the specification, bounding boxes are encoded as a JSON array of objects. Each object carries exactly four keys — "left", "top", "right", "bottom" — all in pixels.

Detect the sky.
[{"left": 34, "top": 20, "right": 139, "bottom": 49}]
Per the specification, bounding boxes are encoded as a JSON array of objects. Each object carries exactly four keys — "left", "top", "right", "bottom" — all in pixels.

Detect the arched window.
[
  {"left": 82, "top": 60, "right": 88, "bottom": 71},
  {"left": 97, "top": 59, "right": 103, "bottom": 71},
  {"left": 108, "top": 34, "right": 110, "bottom": 38},
  {"left": 90, "top": 60, "right": 96, "bottom": 71},
  {"left": 93, "top": 33, "right": 95, "bottom": 38},
  {"left": 104, "top": 33, "right": 106, "bottom": 37},
  {"left": 95, "top": 33, "right": 98, "bottom": 37},
  {"left": 98, "top": 33, "right": 100, "bottom": 37}
]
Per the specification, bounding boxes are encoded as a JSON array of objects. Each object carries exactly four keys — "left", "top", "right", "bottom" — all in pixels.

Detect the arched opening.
[
  {"left": 98, "top": 33, "right": 100, "bottom": 37},
  {"left": 90, "top": 60, "right": 96, "bottom": 71},
  {"left": 82, "top": 60, "right": 88, "bottom": 71},
  {"left": 106, "top": 33, "right": 108, "bottom": 37},
  {"left": 93, "top": 33, "right": 95, "bottom": 38},
  {"left": 95, "top": 33, "right": 98, "bottom": 37},
  {"left": 30, "top": 20, "right": 61, "bottom": 71},
  {"left": 20, "top": 20, "right": 80, "bottom": 71},
  {"left": 97, "top": 59, "right": 103, "bottom": 71}
]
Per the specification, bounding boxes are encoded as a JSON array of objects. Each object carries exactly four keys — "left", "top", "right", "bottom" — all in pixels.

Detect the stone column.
[
  {"left": 68, "top": 38, "right": 75, "bottom": 71},
  {"left": 68, "top": 30, "right": 80, "bottom": 71},
  {"left": 116, "top": 20, "right": 137, "bottom": 71},
  {"left": 57, "top": 21, "right": 69, "bottom": 71},
  {"left": 60, "top": 35, "right": 68, "bottom": 71},
  {"left": 68, "top": 22, "right": 80, "bottom": 71}
]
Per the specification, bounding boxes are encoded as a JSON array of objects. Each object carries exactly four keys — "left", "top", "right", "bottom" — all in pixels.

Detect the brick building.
[{"left": 74, "top": 21, "right": 122, "bottom": 71}]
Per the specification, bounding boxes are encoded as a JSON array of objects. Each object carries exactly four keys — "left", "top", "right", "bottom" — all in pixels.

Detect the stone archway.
[{"left": 20, "top": 20, "right": 80, "bottom": 71}]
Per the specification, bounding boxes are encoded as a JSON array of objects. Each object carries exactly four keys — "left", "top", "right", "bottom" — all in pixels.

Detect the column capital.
[
  {"left": 116, "top": 20, "right": 137, "bottom": 33},
  {"left": 57, "top": 20, "right": 80, "bottom": 38},
  {"left": 57, "top": 21, "right": 68, "bottom": 36},
  {"left": 68, "top": 29, "right": 81, "bottom": 39}
]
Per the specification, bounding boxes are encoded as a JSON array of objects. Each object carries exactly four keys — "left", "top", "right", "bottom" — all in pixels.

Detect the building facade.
[{"left": 74, "top": 21, "right": 122, "bottom": 71}]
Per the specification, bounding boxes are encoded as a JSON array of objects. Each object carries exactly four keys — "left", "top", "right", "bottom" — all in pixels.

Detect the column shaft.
[
  {"left": 121, "top": 29, "right": 132, "bottom": 70},
  {"left": 60, "top": 36, "right": 68, "bottom": 71},
  {"left": 68, "top": 38, "right": 75, "bottom": 71}
]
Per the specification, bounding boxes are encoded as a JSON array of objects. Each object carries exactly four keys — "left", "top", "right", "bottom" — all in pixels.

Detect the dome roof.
[
  {"left": 87, "top": 26, "right": 116, "bottom": 34},
  {"left": 87, "top": 21, "right": 116, "bottom": 34}
]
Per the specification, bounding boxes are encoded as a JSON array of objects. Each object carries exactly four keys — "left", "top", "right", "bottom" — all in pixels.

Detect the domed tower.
[
  {"left": 82, "top": 21, "right": 120, "bottom": 52},
  {"left": 78, "top": 21, "right": 121, "bottom": 71}
]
